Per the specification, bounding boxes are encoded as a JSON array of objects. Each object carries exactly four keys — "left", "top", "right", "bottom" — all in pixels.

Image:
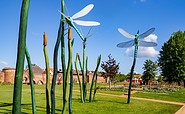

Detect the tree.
[
  {"left": 142, "top": 60, "right": 158, "bottom": 85},
  {"left": 101, "top": 54, "right": 119, "bottom": 89},
  {"left": 112, "top": 73, "right": 127, "bottom": 83},
  {"left": 158, "top": 31, "right": 185, "bottom": 86}
]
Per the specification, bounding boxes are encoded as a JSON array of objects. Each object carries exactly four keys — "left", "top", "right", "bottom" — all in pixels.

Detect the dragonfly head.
[
  {"left": 135, "top": 30, "right": 140, "bottom": 39},
  {"left": 66, "top": 17, "right": 74, "bottom": 27},
  {"left": 134, "top": 30, "right": 139, "bottom": 44}
]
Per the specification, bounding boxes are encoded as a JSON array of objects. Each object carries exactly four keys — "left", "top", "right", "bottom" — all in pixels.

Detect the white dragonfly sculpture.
[
  {"left": 116, "top": 27, "right": 157, "bottom": 104},
  {"left": 58, "top": 4, "right": 100, "bottom": 41}
]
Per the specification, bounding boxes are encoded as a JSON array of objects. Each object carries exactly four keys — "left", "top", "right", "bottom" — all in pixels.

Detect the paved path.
[{"left": 96, "top": 92, "right": 185, "bottom": 114}]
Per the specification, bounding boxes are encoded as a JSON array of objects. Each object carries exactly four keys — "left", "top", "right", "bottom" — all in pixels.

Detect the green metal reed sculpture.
[
  {"left": 43, "top": 32, "right": 51, "bottom": 113},
  {"left": 62, "top": 28, "right": 73, "bottom": 114},
  {"left": 12, "top": 0, "right": 30, "bottom": 113},
  {"left": 25, "top": 47, "right": 37, "bottom": 114},
  {"left": 51, "top": 1, "right": 65, "bottom": 113},
  {"left": 89, "top": 55, "right": 101, "bottom": 102}
]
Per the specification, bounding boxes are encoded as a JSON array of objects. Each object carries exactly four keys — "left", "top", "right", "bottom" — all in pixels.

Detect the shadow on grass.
[
  {"left": 0, "top": 102, "right": 13, "bottom": 107},
  {"left": 0, "top": 102, "right": 57, "bottom": 114},
  {"left": 0, "top": 102, "right": 33, "bottom": 113},
  {"left": 71, "top": 97, "right": 127, "bottom": 105}
]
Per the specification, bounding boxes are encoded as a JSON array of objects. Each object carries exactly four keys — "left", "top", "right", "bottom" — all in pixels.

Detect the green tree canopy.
[
  {"left": 112, "top": 73, "right": 127, "bottom": 82},
  {"left": 158, "top": 31, "right": 185, "bottom": 86},
  {"left": 142, "top": 59, "right": 158, "bottom": 85}
]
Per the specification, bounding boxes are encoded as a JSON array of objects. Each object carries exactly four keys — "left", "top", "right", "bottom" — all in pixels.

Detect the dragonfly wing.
[
  {"left": 139, "top": 28, "right": 155, "bottom": 38},
  {"left": 73, "top": 20, "right": 100, "bottom": 26},
  {"left": 118, "top": 28, "right": 135, "bottom": 39},
  {"left": 72, "top": 4, "right": 94, "bottom": 19},
  {"left": 138, "top": 40, "right": 157, "bottom": 47},
  {"left": 117, "top": 40, "right": 135, "bottom": 48}
]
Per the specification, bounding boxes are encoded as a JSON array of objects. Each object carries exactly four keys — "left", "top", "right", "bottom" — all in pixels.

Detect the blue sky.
[{"left": 0, "top": 0, "right": 185, "bottom": 74}]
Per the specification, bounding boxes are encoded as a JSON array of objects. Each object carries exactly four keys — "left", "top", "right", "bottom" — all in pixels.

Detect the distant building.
[
  {"left": 0, "top": 64, "right": 106, "bottom": 84},
  {"left": 127, "top": 74, "right": 143, "bottom": 84}
]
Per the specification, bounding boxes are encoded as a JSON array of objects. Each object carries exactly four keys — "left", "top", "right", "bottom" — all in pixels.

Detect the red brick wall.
[
  {"left": 0, "top": 71, "right": 4, "bottom": 82},
  {"left": 3, "top": 68, "right": 15, "bottom": 84}
]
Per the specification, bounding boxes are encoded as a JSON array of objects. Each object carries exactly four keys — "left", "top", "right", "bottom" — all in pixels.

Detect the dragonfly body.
[{"left": 117, "top": 28, "right": 157, "bottom": 104}]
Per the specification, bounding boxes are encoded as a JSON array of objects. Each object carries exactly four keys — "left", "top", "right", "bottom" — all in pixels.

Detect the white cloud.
[
  {"left": 125, "top": 34, "right": 159, "bottom": 58},
  {"left": 0, "top": 61, "right": 8, "bottom": 66},
  {"left": 144, "top": 34, "right": 157, "bottom": 43}
]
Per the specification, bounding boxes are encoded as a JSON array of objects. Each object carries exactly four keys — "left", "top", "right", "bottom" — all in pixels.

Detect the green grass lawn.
[
  {"left": 132, "top": 88, "right": 185, "bottom": 103},
  {"left": 0, "top": 84, "right": 182, "bottom": 114}
]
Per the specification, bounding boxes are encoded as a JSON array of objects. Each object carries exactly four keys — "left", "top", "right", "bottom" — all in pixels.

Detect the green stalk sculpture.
[
  {"left": 25, "top": 47, "right": 37, "bottom": 114},
  {"left": 43, "top": 32, "right": 51, "bottom": 114},
  {"left": 82, "top": 40, "right": 87, "bottom": 102},
  {"left": 69, "top": 65, "right": 73, "bottom": 114},
  {"left": 75, "top": 39, "right": 87, "bottom": 102},
  {"left": 12, "top": 0, "right": 30, "bottom": 113},
  {"left": 50, "top": 19, "right": 61, "bottom": 114},
  {"left": 69, "top": 39, "right": 74, "bottom": 114},
  {"left": 89, "top": 55, "right": 101, "bottom": 102},
  {"left": 61, "top": 0, "right": 67, "bottom": 102},
  {"left": 74, "top": 54, "right": 84, "bottom": 102},
  {"left": 51, "top": 7, "right": 64, "bottom": 114},
  {"left": 93, "top": 73, "right": 98, "bottom": 101},
  {"left": 62, "top": 28, "right": 73, "bottom": 114}
]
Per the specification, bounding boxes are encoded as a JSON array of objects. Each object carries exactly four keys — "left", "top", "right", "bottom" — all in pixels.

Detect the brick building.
[{"left": 0, "top": 64, "right": 106, "bottom": 84}]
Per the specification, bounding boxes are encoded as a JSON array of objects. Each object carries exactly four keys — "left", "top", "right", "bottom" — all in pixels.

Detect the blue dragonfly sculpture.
[
  {"left": 58, "top": 4, "right": 100, "bottom": 41},
  {"left": 117, "top": 27, "right": 157, "bottom": 104}
]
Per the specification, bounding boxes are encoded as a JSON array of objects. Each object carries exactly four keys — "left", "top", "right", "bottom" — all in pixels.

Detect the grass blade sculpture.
[
  {"left": 62, "top": 27, "right": 73, "bottom": 114},
  {"left": 51, "top": 0, "right": 65, "bottom": 113},
  {"left": 43, "top": 32, "right": 51, "bottom": 113},
  {"left": 12, "top": 0, "right": 30, "bottom": 113},
  {"left": 89, "top": 55, "right": 101, "bottom": 102},
  {"left": 74, "top": 54, "right": 84, "bottom": 102},
  {"left": 60, "top": 1, "right": 67, "bottom": 105},
  {"left": 25, "top": 47, "right": 37, "bottom": 114},
  {"left": 59, "top": 4, "right": 100, "bottom": 102},
  {"left": 117, "top": 27, "right": 157, "bottom": 104},
  {"left": 69, "top": 39, "right": 74, "bottom": 114}
]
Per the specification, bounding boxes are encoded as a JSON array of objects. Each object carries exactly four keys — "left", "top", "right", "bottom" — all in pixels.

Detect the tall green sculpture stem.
[
  {"left": 127, "top": 45, "right": 138, "bottom": 104},
  {"left": 25, "top": 47, "right": 37, "bottom": 114},
  {"left": 50, "top": 8, "right": 64, "bottom": 114},
  {"left": 69, "top": 39, "right": 74, "bottom": 114},
  {"left": 62, "top": 28, "right": 73, "bottom": 114},
  {"left": 43, "top": 32, "right": 51, "bottom": 114},
  {"left": 89, "top": 55, "right": 101, "bottom": 102},
  {"left": 61, "top": 0, "right": 67, "bottom": 102},
  {"left": 50, "top": 20, "right": 61, "bottom": 114},
  {"left": 12, "top": 0, "right": 30, "bottom": 113},
  {"left": 76, "top": 39, "right": 87, "bottom": 102},
  {"left": 74, "top": 54, "right": 84, "bottom": 102},
  {"left": 82, "top": 40, "right": 87, "bottom": 101},
  {"left": 93, "top": 73, "right": 98, "bottom": 101}
]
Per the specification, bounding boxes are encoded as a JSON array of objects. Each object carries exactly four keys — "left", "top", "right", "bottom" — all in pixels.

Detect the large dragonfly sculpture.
[
  {"left": 117, "top": 27, "right": 157, "bottom": 104},
  {"left": 58, "top": 4, "right": 100, "bottom": 41}
]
